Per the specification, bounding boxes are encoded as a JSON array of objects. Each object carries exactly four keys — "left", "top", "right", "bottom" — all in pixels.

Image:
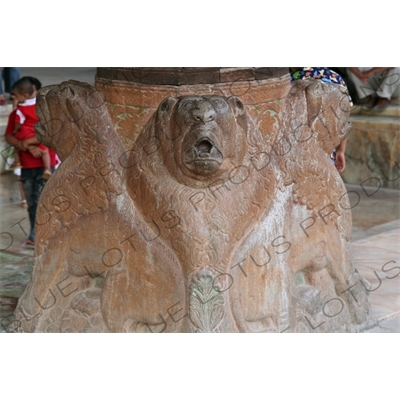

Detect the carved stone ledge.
[
  {"left": 96, "top": 67, "right": 288, "bottom": 86},
  {"left": 95, "top": 68, "right": 290, "bottom": 150}
]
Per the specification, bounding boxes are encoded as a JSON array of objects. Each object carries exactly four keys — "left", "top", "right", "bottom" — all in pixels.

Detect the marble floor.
[{"left": 348, "top": 184, "right": 400, "bottom": 332}]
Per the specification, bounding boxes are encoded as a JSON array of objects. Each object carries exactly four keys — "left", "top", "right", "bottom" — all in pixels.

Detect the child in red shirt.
[{"left": 10, "top": 78, "right": 52, "bottom": 180}]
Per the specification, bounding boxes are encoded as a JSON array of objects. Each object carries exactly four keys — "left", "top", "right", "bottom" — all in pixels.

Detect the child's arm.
[
  {"left": 21, "top": 136, "right": 48, "bottom": 159},
  {"left": 5, "top": 133, "right": 23, "bottom": 150},
  {"left": 21, "top": 136, "right": 44, "bottom": 150},
  {"left": 6, "top": 135, "right": 45, "bottom": 159},
  {"left": 335, "top": 138, "right": 347, "bottom": 173},
  {"left": 21, "top": 136, "right": 41, "bottom": 149}
]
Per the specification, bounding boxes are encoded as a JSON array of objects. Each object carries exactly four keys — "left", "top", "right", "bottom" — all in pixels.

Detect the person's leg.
[
  {"left": 346, "top": 68, "right": 375, "bottom": 99},
  {"left": 0, "top": 69, "right": 6, "bottom": 105},
  {"left": 31, "top": 169, "right": 47, "bottom": 242},
  {"left": 18, "top": 181, "right": 27, "bottom": 207},
  {"left": 20, "top": 167, "right": 46, "bottom": 243},
  {"left": 20, "top": 168, "right": 36, "bottom": 242},
  {"left": 10, "top": 149, "right": 22, "bottom": 168},
  {"left": 41, "top": 150, "right": 52, "bottom": 179},
  {"left": 374, "top": 68, "right": 400, "bottom": 99},
  {"left": 9, "top": 68, "right": 20, "bottom": 87},
  {"left": 4, "top": 67, "right": 21, "bottom": 93}
]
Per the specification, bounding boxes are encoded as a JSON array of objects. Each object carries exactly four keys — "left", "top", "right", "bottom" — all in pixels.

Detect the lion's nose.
[{"left": 192, "top": 103, "right": 216, "bottom": 124}]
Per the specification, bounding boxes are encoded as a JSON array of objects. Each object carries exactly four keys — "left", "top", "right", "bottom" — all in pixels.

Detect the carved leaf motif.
[
  {"left": 43, "top": 307, "right": 63, "bottom": 333},
  {"left": 189, "top": 273, "right": 224, "bottom": 333}
]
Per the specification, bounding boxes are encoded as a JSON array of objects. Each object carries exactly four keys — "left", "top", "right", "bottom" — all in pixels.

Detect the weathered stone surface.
[{"left": 13, "top": 76, "right": 371, "bottom": 333}]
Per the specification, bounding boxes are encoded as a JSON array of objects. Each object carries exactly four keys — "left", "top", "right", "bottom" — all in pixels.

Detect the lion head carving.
[
  {"left": 35, "top": 80, "right": 109, "bottom": 161},
  {"left": 131, "top": 95, "right": 262, "bottom": 189},
  {"left": 126, "top": 94, "right": 275, "bottom": 277}
]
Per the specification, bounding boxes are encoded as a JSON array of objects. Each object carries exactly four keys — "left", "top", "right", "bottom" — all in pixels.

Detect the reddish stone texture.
[
  {"left": 95, "top": 73, "right": 291, "bottom": 149},
  {"left": 219, "top": 68, "right": 257, "bottom": 83},
  {"left": 96, "top": 67, "right": 222, "bottom": 85}
]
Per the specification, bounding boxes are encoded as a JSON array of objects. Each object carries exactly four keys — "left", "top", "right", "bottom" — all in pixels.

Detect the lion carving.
[{"left": 13, "top": 79, "right": 370, "bottom": 333}]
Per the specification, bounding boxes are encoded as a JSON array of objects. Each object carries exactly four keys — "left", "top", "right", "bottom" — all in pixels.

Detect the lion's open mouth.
[
  {"left": 184, "top": 138, "right": 223, "bottom": 167},
  {"left": 196, "top": 139, "right": 213, "bottom": 157}
]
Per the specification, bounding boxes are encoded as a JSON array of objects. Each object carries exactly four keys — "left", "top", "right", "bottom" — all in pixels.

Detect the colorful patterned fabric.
[{"left": 291, "top": 67, "right": 353, "bottom": 106}]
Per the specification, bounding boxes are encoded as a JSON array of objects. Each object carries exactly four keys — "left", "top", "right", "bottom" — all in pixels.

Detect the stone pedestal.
[{"left": 12, "top": 68, "right": 372, "bottom": 332}]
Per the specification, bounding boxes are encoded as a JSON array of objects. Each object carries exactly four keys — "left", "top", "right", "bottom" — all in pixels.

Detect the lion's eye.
[
  {"left": 183, "top": 101, "right": 194, "bottom": 109},
  {"left": 211, "top": 98, "right": 227, "bottom": 109}
]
